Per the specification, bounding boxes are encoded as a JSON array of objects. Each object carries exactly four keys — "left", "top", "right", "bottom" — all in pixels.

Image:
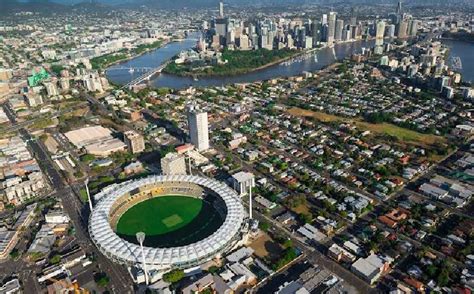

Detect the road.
[
  {"left": 2, "top": 101, "right": 88, "bottom": 133},
  {"left": 248, "top": 202, "right": 379, "bottom": 294},
  {"left": 18, "top": 128, "right": 134, "bottom": 293}
]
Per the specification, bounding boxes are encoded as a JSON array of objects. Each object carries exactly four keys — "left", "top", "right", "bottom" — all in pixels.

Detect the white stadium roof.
[{"left": 89, "top": 175, "right": 245, "bottom": 270}]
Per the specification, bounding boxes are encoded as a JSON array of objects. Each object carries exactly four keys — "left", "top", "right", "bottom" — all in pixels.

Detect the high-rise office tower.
[
  {"left": 376, "top": 20, "right": 386, "bottom": 39},
  {"left": 335, "top": 19, "right": 344, "bottom": 41},
  {"left": 311, "top": 21, "right": 322, "bottom": 44},
  {"left": 408, "top": 20, "right": 419, "bottom": 36},
  {"left": 396, "top": 0, "right": 402, "bottom": 15},
  {"left": 350, "top": 7, "right": 357, "bottom": 26},
  {"left": 343, "top": 26, "right": 351, "bottom": 41},
  {"left": 219, "top": 1, "right": 224, "bottom": 18},
  {"left": 321, "top": 14, "right": 328, "bottom": 26},
  {"left": 187, "top": 106, "right": 209, "bottom": 152},
  {"left": 297, "top": 27, "right": 306, "bottom": 48},
  {"left": 124, "top": 130, "right": 145, "bottom": 154},
  {"left": 327, "top": 12, "right": 337, "bottom": 43},
  {"left": 215, "top": 18, "right": 227, "bottom": 37},
  {"left": 386, "top": 24, "right": 396, "bottom": 38},
  {"left": 238, "top": 34, "right": 250, "bottom": 50},
  {"left": 397, "top": 20, "right": 408, "bottom": 38}
]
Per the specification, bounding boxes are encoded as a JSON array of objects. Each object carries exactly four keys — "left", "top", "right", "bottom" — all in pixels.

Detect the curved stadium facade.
[{"left": 89, "top": 175, "right": 245, "bottom": 271}]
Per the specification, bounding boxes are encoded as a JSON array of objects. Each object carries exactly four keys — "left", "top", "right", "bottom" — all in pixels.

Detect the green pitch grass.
[{"left": 116, "top": 195, "right": 203, "bottom": 236}]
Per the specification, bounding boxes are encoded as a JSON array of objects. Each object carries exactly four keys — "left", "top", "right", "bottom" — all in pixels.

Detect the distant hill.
[
  {"left": 0, "top": 0, "right": 116, "bottom": 15},
  {"left": 1, "top": 0, "right": 472, "bottom": 15},
  {"left": 46, "top": 0, "right": 474, "bottom": 6}
]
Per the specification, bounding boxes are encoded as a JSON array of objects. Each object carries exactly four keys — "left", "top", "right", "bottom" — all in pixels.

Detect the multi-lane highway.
[{"left": 17, "top": 126, "right": 134, "bottom": 293}]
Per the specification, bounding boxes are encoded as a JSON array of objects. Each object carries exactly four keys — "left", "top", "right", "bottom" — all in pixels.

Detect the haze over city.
[{"left": 0, "top": 0, "right": 472, "bottom": 293}]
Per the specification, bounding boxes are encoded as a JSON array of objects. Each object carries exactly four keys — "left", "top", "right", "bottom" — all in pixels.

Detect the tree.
[
  {"left": 94, "top": 272, "right": 110, "bottom": 287},
  {"left": 49, "top": 254, "right": 61, "bottom": 264},
  {"left": 160, "top": 145, "right": 175, "bottom": 158},
  {"left": 163, "top": 269, "right": 184, "bottom": 283},
  {"left": 298, "top": 212, "right": 312, "bottom": 224},
  {"left": 437, "top": 268, "right": 450, "bottom": 287},
  {"left": 207, "top": 266, "right": 220, "bottom": 274},
  {"left": 426, "top": 264, "right": 438, "bottom": 278},
  {"left": 282, "top": 239, "right": 293, "bottom": 249},
  {"left": 272, "top": 247, "right": 298, "bottom": 270},
  {"left": 9, "top": 249, "right": 19, "bottom": 260},
  {"left": 259, "top": 221, "right": 270, "bottom": 232}
]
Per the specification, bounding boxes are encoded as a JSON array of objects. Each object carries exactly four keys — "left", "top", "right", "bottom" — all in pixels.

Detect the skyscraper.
[
  {"left": 321, "top": 14, "right": 328, "bottom": 25},
  {"left": 350, "top": 7, "right": 357, "bottom": 26},
  {"left": 396, "top": 0, "right": 402, "bottom": 15},
  {"left": 408, "top": 20, "right": 420, "bottom": 36},
  {"left": 187, "top": 106, "right": 209, "bottom": 152},
  {"left": 215, "top": 18, "right": 228, "bottom": 38},
  {"left": 327, "top": 12, "right": 337, "bottom": 44},
  {"left": 335, "top": 19, "right": 344, "bottom": 41},
  {"left": 386, "top": 24, "right": 396, "bottom": 38},
  {"left": 311, "top": 21, "right": 322, "bottom": 44},
  {"left": 376, "top": 20, "right": 386, "bottom": 39},
  {"left": 219, "top": 1, "right": 224, "bottom": 18},
  {"left": 397, "top": 20, "right": 408, "bottom": 38}
]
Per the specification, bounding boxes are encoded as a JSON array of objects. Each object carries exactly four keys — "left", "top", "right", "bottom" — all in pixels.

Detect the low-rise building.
[
  {"left": 161, "top": 153, "right": 186, "bottom": 175},
  {"left": 351, "top": 254, "right": 393, "bottom": 284},
  {"left": 124, "top": 130, "right": 145, "bottom": 154}
]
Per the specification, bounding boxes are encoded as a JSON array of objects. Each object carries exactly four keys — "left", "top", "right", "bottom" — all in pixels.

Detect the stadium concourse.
[{"left": 88, "top": 174, "right": 247, "bottom": 274}]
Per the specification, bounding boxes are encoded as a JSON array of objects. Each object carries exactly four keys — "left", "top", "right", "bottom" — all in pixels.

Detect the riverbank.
[
  {"left": 92, "top": 39, "right": 168, "bottom": 69},
  {"left": 441, "top": 31, "right": 474, "bottom": 44},
  {"left": 163, "top": 48, "right": 312, "bottom": 78},
  {"left": 106, "top": 36, "right": 379, "bottom": 89}
]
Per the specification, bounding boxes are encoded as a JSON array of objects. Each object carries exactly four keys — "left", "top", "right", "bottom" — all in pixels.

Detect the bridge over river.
[{"left": 108, "top": 61, "right": 171, "bottom": 90}]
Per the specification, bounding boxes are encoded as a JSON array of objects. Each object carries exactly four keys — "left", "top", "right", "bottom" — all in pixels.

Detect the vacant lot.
[
  {"left": 250, "top": 232, "right": 283, "bottom": 260},
  {"left": 287, "top": 107, "right": 446, "bottom": 148}
]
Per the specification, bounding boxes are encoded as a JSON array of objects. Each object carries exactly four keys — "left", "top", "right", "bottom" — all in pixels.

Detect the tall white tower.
[
  {"left": 85, "top": 178, "right": 93, "bottom": 212},
  {"left": 219, "top": 1, "right": 224, "bottom": 18},
  {"left": 136, "top": 232, "right": 149, "bottom": 285},
  {"left": 187, "top": 106, "right": 210, "bottom": 152}
]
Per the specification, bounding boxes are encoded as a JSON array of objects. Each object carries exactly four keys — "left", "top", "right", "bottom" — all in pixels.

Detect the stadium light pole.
[
  {"left": 85, "top": 178, "right": 93, "bottom": 212},
  {"left": 248, "top": 179, "right": 253, "bottom": 220},
  {"left": 186, "top": 152, "right": 192, "bottom": 175},
  {"left": 136, "top": 232, "right": 149, "bottom": 285}
]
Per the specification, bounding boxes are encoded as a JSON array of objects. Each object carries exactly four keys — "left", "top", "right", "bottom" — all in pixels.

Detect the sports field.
[
  {"left": 116, "top": 195, "right": 203, "bottom": 236},
  {"left": 116, "top": 195, "right": 225, "bottom": 247}
]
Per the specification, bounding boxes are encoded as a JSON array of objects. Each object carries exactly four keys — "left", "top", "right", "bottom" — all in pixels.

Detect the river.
[
  {"left": 442, "top": 39, "right": 474, "bottom": 83},
  {"left": 107, "top": 35, "right": 474, "bottom": 89}
]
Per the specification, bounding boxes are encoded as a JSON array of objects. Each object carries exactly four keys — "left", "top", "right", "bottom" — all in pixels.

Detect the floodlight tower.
[
  {"left": 85, "top": 178, "right": 93, "bottom": 212},
  {"left": 186, "top": 152, "right": 193, "bottom": 175},
  {"left": 136, "top": 232, "right": 149, "bottom": 285},
  {"left": 248, "top": 182, "right": 253, "bottom": 220}
]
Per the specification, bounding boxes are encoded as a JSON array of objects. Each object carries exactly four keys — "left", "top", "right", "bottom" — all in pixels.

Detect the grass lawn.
[
  {"left": 287, "top": 107, "right": 446, "bottom": 148},
  {"left": 116, "top": 195, "right": 203, "bottom": 236}
]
